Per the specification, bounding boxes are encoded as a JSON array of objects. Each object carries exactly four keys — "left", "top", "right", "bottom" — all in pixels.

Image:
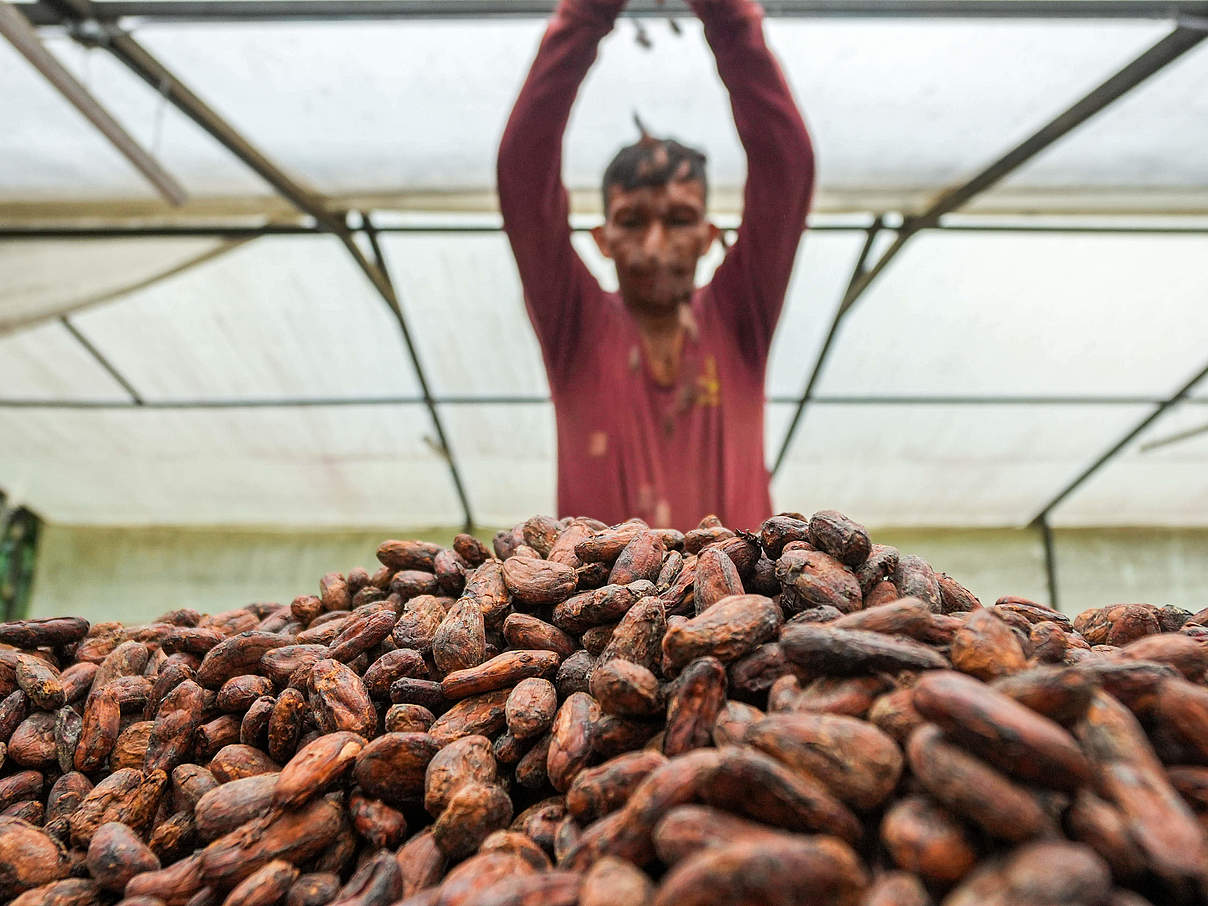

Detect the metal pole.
[
  {"left": 2, "top": 393, "right": 1204, "bottom": 410},
  {"left": 903, "top": 26, "right": 1208, "bottom": 232},
  {"left": 59, "top": 316, "right": 144, "bottom": 404},
  {"left": 360, "top": 215, "right": 475, "bottom": 533},
  {"left": 1039, "top": 517, "right": 1060, "bottom": 612},
  {"left": 1029, "top": 358, "right": 1208, "bottom": 526},
  {"left": 0, "top": 0, "right": 186, "bottom": 205},
  {"left": 5, "top": 221, "right": 1208, "bottom": 242},
  {"left": 771, "top": 217, "right": 884, "bottom": 475},
  {"left": 773, "top": 24, "right": 1206, "bottom": 476},
  {"left": 21, "top": 0, "right": 1208, "bottom": 25},
  {"left": 45, "top": 0, "right": 344, "bottom": 235}
]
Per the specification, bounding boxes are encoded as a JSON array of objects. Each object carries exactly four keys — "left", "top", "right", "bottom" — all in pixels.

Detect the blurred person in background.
[{"left": 498, "top": 0, "right": 814, "bottom": 531}]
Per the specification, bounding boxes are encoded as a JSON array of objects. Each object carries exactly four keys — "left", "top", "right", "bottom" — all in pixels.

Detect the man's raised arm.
[
  {"left": 497, "top": 0, "right": 626, "bottom": 382},
  {"left": 698, "top": 0, "right": 816, "bottom": 365}
]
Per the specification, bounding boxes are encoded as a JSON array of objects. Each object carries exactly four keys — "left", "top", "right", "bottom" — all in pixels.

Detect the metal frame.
[
  {"left": 770, "top": 22, "right": 1207, "bottom": 480},
  {"left": 361, "top": 213, "right": 475, "bottom": 532},
  {"left": 4, "top": 0, "right": 1208, "bottom": 530},
  {"left": 20, "top": 0, "right": 1208, "bottom": 25},
  {"left": 0, "top": 0, "right": 186, "bottom": 205},
  {"left": 3, "top": 393, "right": 1205, "bottom": 410},
  {"left": 1039, "top": 517, "right": 1060, "bottom": 610},
  {"left": 58, "top": 315, "right": 144, "bottom": 403},
  {"left": 1028, "top": 359, "right": 1208, "bottom": 526},
  {"left": 30, "top": 0, "right": 480, "bottom": 530}
]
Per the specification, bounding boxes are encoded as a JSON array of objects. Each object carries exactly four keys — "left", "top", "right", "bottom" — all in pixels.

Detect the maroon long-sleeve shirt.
[{"left": 498, "top": 0, "right": 814, "bottom": 531}]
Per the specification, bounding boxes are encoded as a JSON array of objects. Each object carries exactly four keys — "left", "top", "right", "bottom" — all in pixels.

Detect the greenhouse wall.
[{"left": 26, "top": 523, "right": 1208, "bottom": 623}]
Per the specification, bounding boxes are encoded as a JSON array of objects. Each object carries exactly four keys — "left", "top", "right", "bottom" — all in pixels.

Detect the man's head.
[{"left": 592, "top": 132, "right": 720, "bottom": 317}]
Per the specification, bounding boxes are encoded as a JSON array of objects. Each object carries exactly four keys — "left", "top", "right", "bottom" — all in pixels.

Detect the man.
[{"left": 497, "top": 0, "right": 814, "bottom": 530}]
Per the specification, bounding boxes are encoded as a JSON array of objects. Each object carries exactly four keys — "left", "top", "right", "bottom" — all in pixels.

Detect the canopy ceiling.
[{"left": 2, "top": 0, "right": 1206, "bottom": 529}]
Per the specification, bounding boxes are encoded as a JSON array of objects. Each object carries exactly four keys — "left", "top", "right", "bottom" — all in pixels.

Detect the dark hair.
[{"left": 601, "top": 134, "right": 708, "bottom": 214}]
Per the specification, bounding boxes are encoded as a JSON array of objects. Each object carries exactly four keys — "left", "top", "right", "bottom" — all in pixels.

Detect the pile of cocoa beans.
[{"left": 1, "top": 510, "right": 1207, "bottom": 906}]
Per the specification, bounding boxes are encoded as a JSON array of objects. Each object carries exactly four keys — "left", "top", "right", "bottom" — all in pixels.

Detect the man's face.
[{"left": 592, "top": 178, "right": 720, "bottom": 317}]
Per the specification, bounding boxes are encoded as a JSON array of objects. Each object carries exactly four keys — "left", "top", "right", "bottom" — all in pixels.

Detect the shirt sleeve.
[
  {"left": 695, "top": 0, "right": 816, "bottom": 369},
  {"left": 496, "top": 0, "right": 627, "bottom": 386}
]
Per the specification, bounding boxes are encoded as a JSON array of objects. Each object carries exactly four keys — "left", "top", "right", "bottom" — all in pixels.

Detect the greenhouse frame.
[{"left": 2, "top": 0, "right": 1207, "bottom": 618}]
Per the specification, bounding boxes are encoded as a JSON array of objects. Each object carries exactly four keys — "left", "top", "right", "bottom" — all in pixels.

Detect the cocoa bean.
[
  {"left": 87, "top": 821, "right": 160, "bottom": 892},
  {"left": 880, "top": 795, "right": 977, "bottom": 884},
  {"left": 651, "top": 836, "right": 866, "bottom": 906},
  {"left": 906, "top": 725, "right": 1049, "bottom": 842}
]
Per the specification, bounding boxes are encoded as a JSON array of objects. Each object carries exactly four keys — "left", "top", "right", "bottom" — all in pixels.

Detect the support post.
[
  {"left": 771, "top": 217, "right": 883, "bottom": 475},
  {"left": 361, "top": 216, "right": 475, "bottom": 533},
  {"left": 1039, "top": 517, "right": 1060, "bottom": 612},
  {"left": 1029, "top": 359, "right": 1208, "bottom": 526}
]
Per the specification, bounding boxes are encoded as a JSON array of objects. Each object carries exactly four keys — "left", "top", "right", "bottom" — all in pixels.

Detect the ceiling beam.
[
  {"left": 0, "top": 393, "right": 1203, "bottom": 410},
  {"left": 20, "top": 0, "right": 1208, "bottom": 25},
  {"left": 5, "top": 220, "right": 1208, "bottom": 241},
  {"left": 0, "top": 0, "right": 186, "bottom": 205}
]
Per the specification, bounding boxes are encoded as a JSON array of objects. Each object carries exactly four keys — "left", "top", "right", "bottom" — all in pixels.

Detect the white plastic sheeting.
[
  {"left": 814, "top": 231, "right": 1208, "bottom": 398},
  {"left": 1, "top": 321, "right": 129, "bottom": 400},
  {"left": 3, "top": 9, "right": 1208, "bottom": 530},
  {"left": 69, "top": 236, "right": 423, "bottom": 400},
  {"left": 3, "top": 17, "right": 1200, "bottom": 211},
  {"left": 2, "top": 223, "right": 1207, "bottom": 527},
  {"left": 0, "top": 236, "right": 237, "bottom": 332},
  {"left": 771, "top": 403, "right": 1154, "bottom": 527},
  {"left": 1055, "top": 402, "right": 1208, "bottom": 526},
  {"left": 0, "top": 405, "right": 459, "bottom": 525}
]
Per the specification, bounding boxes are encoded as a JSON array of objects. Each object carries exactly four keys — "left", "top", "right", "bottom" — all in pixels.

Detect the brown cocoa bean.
[
  {"left": 547, "top": 692, "right": 600, "bottom": 792},
  {"left": 746, "top": 711, "right": 902, "bottom": 809},
  {"left": 354, "top": 731, "right": 440, "bottom": 805},
  {"left": 906, "top": 724, "right": 1049, "bottom": 842},
  {"left": 880, "top": 795, "right": 977, "bottom": 884},
  {"left": 912, "top": 670, "right": 1090, "bottom": 791},
  {"left": 651, "top": 836, "right": 866, "bottom": 906},
  {"left": 87, "top": 821, "right": 160, "bottom": 892}
]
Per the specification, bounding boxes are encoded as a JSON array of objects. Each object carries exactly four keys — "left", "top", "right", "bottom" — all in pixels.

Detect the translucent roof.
[
  {"left": 3, "top": 15, "right": 1203, "bottom": 214},
  {"left": 2, "top": 4, "right": 1207, "bottom": 528}
]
